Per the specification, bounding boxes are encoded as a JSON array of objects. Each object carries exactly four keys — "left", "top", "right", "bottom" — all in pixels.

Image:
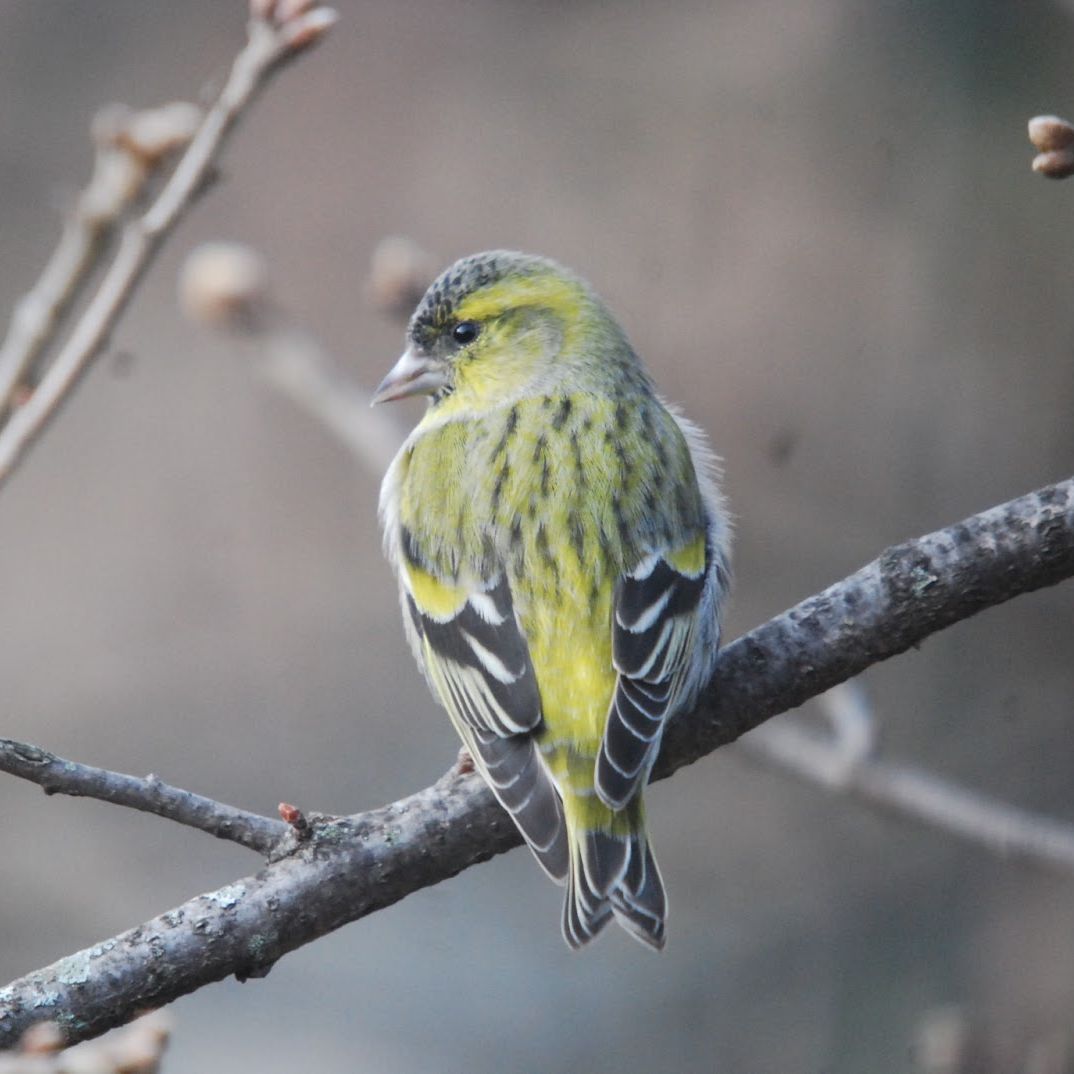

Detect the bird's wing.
[
  {"left": 402, "top": 560, "right": 568, "bottom": 881},
  {"left": 597, "top": 532, "right": 711, "bottom": 810},
  {"left": 403, "top": 567, "right": 540, "bottom": 737}
]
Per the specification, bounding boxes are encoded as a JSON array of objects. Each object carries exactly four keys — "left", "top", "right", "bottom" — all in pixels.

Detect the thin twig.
[
  {"left": 740, "top": 688, "right": 1074, "bottom": 871},
  {"left": 178, "top": 239, "right": 408, "bottom": 468},
  {"left": 816, "top": 679, "right": 877, "bottom": 767},
  {"left": 0, "top": 1010, "right": 170, "bottom": 1072},
  {"left": 1, "top": 476, "right": 1071, "bottom": 1047},
  {"left": 852, "top": 760, "right": 1074, "bottom": 868},
  {"left": 259, "top": 324, "right": 404, "bottom": 472},
  {"left": 0, "top": 4, "right": 337, "bottom": 491},
  {"left": 0, "top": 739, "right": 284, "bottom": 855},
  {"left": 0, "top": 102, "right": 203, "bottom": 423}
]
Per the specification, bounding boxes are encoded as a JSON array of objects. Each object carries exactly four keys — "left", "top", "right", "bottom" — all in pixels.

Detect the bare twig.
[
  {"left": 750, "top": 683, "right": 881, "bottom": 786},
  {"left": 0, "top": 1011, "right": 171, "bottom": 1073},
  {"left": 180, "top": 240, "right": 406, "bottom": 468},
  {"left": 0, "top": 3, "right": 337, "bottom": 491},
  {"left": 0, "top": 102, "right": 203, "bottom": 424},
  {"left": 851, "top": 759, "right": 1074, "bottom": 868},
  {"left": 912, "top": 1005, "right": 1072, "bottom": 1074},
  {"left": 0, "top": 739, "right": 284, "bottom": 855},
  {"left": 817, "top": 679, "right": 878, "bottom": 768},
  {"left": 0, "top": 100, "right": 201, "bottom": 418},
  {"left": 1, "top": 477, "right": 1071, "bottom": 1047},
  {"left": 259, "top": 325, "right": 404, "bottom": 471},
  {"left": 740, "top": 685, "right": 1074, "bottom": 871}
]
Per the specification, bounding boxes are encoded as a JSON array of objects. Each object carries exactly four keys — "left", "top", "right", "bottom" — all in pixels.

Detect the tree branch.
[
  {"left": 0, "top": 2, "right": 337, "bottom": 491},
  {"left": 179, "top": 241, "right": 405, "bottom": 470},
  {"left": 0, "top": 102, "right": 203, "bottom": 424},
  {"left": 1, "top": 476, "right": 1070, "bottom": 1047},
  {"left": 740, "top": 685, "right": 1074, "bottom": 871},
  {"left": 258, "top": 323, "right": 403, "bottom": 472},
  {"left": 0, "top": 739, "right": 284, "bottom": 855}
]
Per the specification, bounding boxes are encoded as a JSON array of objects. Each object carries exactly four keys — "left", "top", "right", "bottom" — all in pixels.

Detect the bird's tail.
[{"left": 560, "top": 794, "right": 667, "bottom": 951}]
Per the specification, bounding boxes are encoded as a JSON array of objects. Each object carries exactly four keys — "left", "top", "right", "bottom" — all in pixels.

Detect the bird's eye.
[{"left": 452, "top": 321, "right": 480, "bottom": 345}]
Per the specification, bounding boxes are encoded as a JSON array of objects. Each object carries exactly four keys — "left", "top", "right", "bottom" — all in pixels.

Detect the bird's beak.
[{"left": 371, "top": 347, "right": 449, "bottom": 405}]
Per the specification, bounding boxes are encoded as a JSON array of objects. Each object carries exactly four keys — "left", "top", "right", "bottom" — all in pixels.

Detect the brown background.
[{"left": 1, "top": 2, "right": 1073, "bottom": 1071}]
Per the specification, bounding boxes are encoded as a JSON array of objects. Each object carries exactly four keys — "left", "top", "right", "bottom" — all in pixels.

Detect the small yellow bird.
[{"left": 374, "top": 252, "right": 730, "bottom": 949}]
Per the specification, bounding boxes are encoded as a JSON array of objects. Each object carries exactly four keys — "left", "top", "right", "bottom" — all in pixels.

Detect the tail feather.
[
  {"left": 610, "top": 839, "right": 667, "bottom": 950},
  {"left": 563, "top": 862, "right": 614, "bottom": 948},
  {"left": 579, "top": 828, "right": 631, "bottom": 897},
  {"left": 469, "top": 728, "right": 569, "bottom": 883},
  {"left": 561, "top": 818, "right": 667, "bottom": 951}
]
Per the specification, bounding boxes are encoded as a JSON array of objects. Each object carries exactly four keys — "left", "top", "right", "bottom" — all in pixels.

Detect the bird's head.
[{"left": 372, "top": 251, "right": 629, "bottom": 410}]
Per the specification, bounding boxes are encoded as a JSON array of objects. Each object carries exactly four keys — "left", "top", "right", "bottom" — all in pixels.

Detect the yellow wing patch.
[
  {"left": 404, "top": 563, "right": 469, "bottom": 621},
  {"left": 665, "top": 533, "right": 706, "bottom": 577}
]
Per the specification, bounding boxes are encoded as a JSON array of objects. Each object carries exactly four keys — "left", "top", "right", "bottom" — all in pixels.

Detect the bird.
[{"left": 374, "top": 251, "right": 730, "bottom": 949}]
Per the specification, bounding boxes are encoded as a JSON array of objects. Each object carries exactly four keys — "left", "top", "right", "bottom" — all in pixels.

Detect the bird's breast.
[{"left": 396, "top": 389, "right": 700, "bottom": 622}]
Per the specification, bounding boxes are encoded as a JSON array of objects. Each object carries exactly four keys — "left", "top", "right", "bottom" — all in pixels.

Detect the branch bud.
[
  {"left": 91, "top": 103, "right": 136, "bottom": 149},
  {"left": 278, "top": 802, "right": 310, "bottom": 838},
  {"left": 1028, "top": 114, "right": 1074, "bottom": 152},
  {"left": 179, "top": 242, "right": 269, "bottom": 331},
  {"left": 19, "top": 1021, "right": 64, "bottom": 1054},
  {"left": 109, "top": 1010, "right": 173, "bottom": 1073},
  {"left": 78, "top": 151, "right": 145, "bottom": 222},
  {"left": 1032, "top": 150, "right": 1074, "bottom": 180},
  {"left": 83, "top": 102, "right": 204, "bottom": 222},
  {"left": 279, "top": 7, "right": 339, "bottom": 52},
  {"left": 1028, "top": 115, "right": 1074, "bottom": 179},
  {"left": 366, "top": 236, "right": 436, "bottom": 320},
  {"left": 277, "top": 0, "right": 319, "bottom": 19},
  {"left": 119, "top": 102, "right": 204, "bottom": 166}
]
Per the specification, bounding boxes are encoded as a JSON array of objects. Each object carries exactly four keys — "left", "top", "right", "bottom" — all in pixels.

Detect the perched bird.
[{"left": 374, "top": 251, "right": 730, "bottom": 949}]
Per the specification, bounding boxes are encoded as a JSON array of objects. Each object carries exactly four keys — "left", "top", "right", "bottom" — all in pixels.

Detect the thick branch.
[
  {"left": 654, "top": 478, "right": 1074, "bottom": 779},
  {"left": 1, "top": 477, "right": 1071, "bottom": 1046},
  {"left": 0, "top": 739, "right": 284, "bottom": 855}
]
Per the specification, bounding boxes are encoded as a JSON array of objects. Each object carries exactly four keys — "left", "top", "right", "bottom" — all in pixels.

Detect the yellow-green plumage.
[{"left": 377, "top": 251, "right": 730, "bottom": 949}]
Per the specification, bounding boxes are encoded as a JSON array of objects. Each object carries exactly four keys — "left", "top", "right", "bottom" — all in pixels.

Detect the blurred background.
[{"left": 1, "top": 1, "right": 1073, "bottom": 1071}]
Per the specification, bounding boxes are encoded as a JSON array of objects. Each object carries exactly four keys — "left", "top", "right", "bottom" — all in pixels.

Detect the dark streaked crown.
[{"left": 407, "top": 250, "right": 568, "bottom": 349}]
